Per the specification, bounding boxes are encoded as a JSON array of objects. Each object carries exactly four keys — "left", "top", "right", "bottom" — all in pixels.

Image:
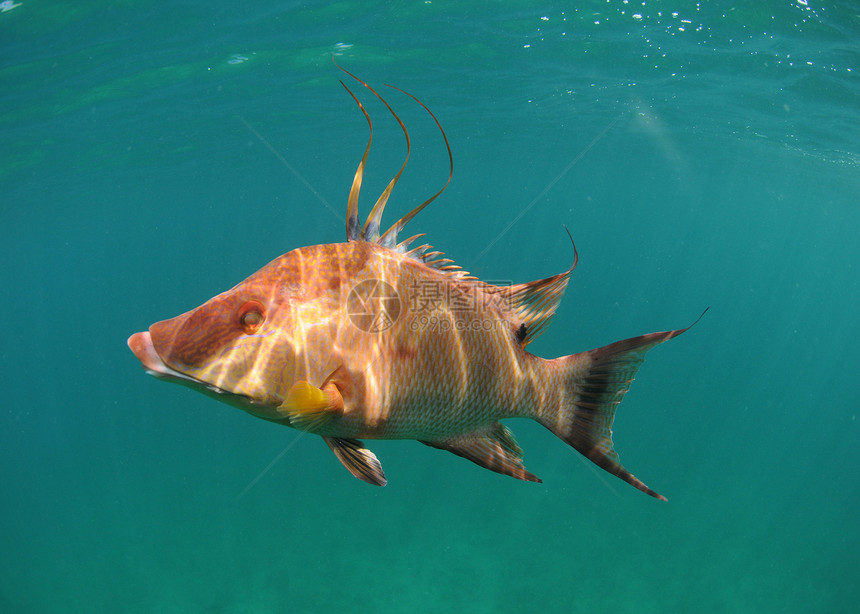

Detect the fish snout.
[{"left": 128, "top": 331, "right": 170, "bottom": 376}]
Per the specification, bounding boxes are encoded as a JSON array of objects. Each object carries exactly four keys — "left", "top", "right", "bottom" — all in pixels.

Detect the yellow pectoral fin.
[{"left": 278, "top": 380, "right": 343, "bottom": 432}]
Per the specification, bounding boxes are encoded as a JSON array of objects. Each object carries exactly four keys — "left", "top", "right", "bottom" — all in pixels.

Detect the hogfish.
[{"left": 128, "top": 69, "right": 700, "bottom": 500}]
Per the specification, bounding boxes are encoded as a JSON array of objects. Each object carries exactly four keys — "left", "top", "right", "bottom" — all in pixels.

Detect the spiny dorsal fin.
[
  {"left": 339, "top": 79, "right": 371, "bottom": 243},
  {"left": 338, "top": 62, "right": 409, "bottom": 243},
  {"left": 377, "top": 84, "right": 453, "bottom": 249},
  {"left": 355, "top": 80, "right": 410, "bottom": 243},
  {"left": 336, "top": 62, "right": 453, "bottom": 252}
]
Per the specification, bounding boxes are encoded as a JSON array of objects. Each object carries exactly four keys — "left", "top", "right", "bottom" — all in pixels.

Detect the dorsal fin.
[
  {"left": 340, "top": 80, "right": 371, "bottom": 242},
  {"left": 337, "top": 64, "right": 411, "bottom": 243},
  {"left": 378, "top": 85, "right": 453, "bottom": 250},
  {"left": 335, "top": 61, "right": 453, "bottom": 251},
  {"left": 497, "top": 229, "right": 579, "bottom": 346}
]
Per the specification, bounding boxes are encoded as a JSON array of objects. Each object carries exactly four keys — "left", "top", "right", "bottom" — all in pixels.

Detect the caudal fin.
[{"left": 540, "top": 312, "right": 705, "bottom": 501}]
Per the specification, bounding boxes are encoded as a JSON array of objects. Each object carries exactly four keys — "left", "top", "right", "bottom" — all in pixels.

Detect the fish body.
[{"left": 128, "top": 70, "right": 698, "bottom": 498}]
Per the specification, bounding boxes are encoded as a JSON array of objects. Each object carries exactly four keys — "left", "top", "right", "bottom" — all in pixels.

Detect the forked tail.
[{"left": 539, "top": 311, "right": 706, "bottom": 501}]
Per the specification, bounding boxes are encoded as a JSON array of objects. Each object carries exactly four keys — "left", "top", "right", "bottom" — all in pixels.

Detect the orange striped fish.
[{"left": 128, "top": 69, "right": 702, "bottom": 499}]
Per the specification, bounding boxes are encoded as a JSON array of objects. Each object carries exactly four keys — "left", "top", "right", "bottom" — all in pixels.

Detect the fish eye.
[{"left": 238, "top": 300, "right": 266, "bottom": 333}]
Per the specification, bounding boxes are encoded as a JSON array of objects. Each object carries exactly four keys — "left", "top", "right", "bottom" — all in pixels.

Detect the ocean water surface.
[{"left": 2, "top": 1, "right": 858, "bottom": 612}]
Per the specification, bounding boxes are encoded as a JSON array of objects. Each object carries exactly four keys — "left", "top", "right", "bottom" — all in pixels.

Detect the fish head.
[{"left": 127, "top": 250, "right": 331, "bottom": 420}]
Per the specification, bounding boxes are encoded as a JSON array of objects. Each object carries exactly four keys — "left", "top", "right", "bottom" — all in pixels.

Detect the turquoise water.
[{"left": 2, "top": 1, "right": 858, "bottom": 612}]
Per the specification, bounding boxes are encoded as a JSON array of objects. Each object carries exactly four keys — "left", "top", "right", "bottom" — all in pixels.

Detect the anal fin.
[
  {"left": 422, "top": 422, "right": 541, "bottom": 483},
  {"left": 324, "top": 437, "right": 387, "bottom": 486}
]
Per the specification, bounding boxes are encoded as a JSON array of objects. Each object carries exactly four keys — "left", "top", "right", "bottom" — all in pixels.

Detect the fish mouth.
[
  {"left": 127, "top": 331, "right": 263, "bottom": 407},
  {"left": 128, "top": 331, "right": 195, "bottom": 382}
]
